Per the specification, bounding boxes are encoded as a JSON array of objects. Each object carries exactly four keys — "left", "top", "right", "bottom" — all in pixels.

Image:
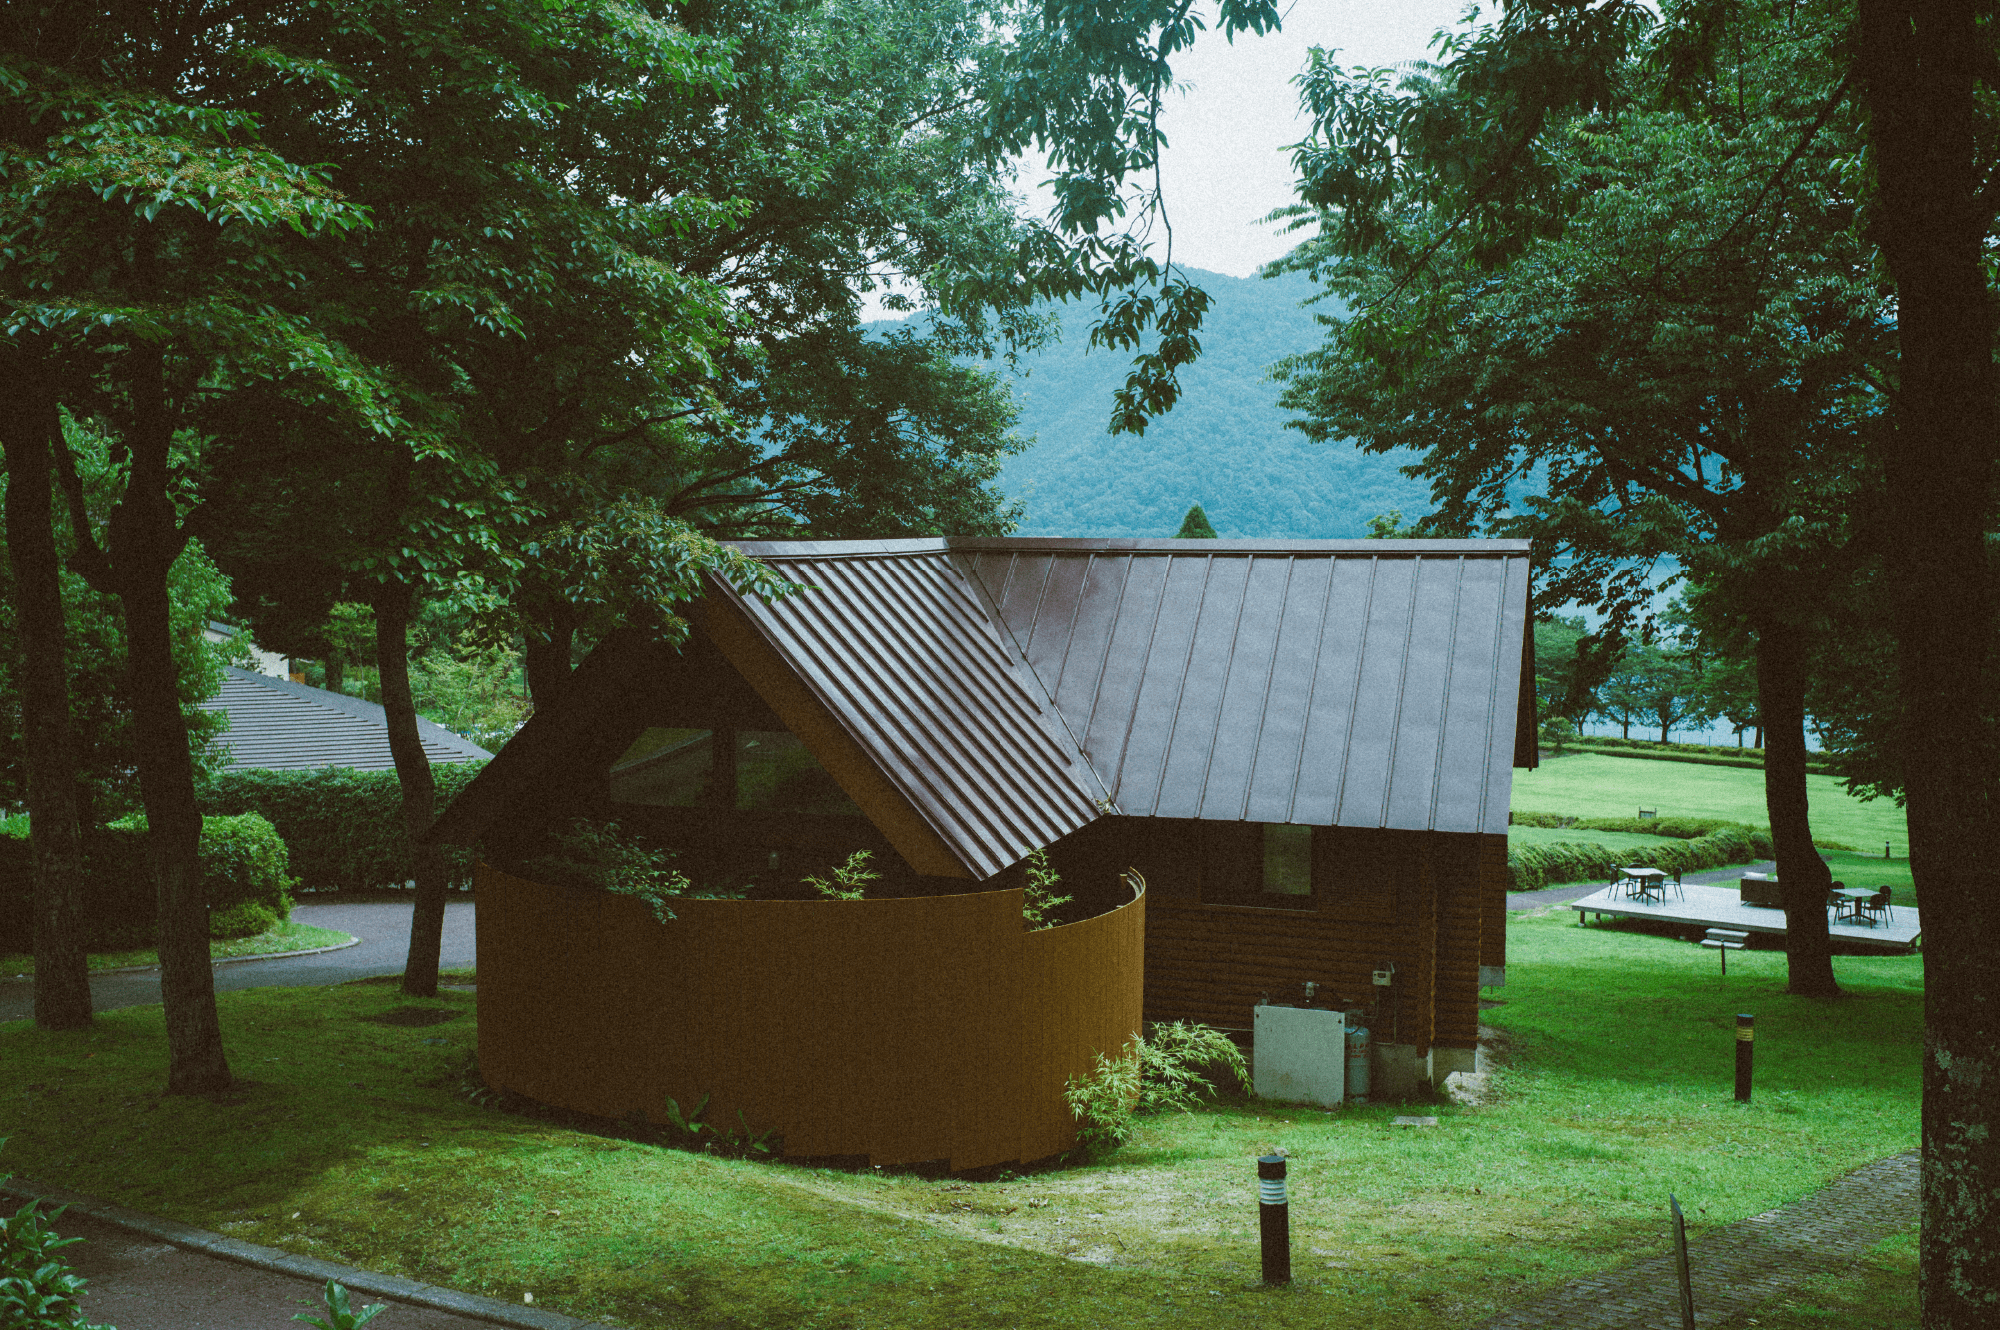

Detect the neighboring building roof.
[
  {"left": 198, "top": 667, "right": 493, "bottom": 773},
  {"left": 432, "top": 534, "right": 1532, "bottom": 873}
]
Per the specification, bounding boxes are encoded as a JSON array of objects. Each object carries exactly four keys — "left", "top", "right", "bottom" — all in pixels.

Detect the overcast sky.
[{"left": 1148, "top": 0, "right": 1475, "bottom": 277}]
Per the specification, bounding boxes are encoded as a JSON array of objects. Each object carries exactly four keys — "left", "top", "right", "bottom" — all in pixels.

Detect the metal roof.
[
  {"left": 198, "top": 667, "right": 493, "bottom": 773},
  {"left": 710, "top": 542, "right": 1108, "bottom": 880},
  {"left": 951, "top": 538, "right": 1530, "bottom": 835}
]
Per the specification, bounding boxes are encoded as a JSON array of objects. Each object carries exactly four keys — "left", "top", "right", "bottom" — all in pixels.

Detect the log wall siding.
[
  {"left": 1127, "top": 825, "right": 1486, "bottom": 1054},
  {"left": 1479, "top": 833, "right": 1509, "bottom": 970},
  {"left": 1433, "top": 836, "right": 1483, "bottom": 1050}
]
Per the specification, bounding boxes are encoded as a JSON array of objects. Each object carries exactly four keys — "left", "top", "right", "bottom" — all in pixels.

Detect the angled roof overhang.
[{"left": 702, "top": 540, "right": 1108, "bottom": 879}]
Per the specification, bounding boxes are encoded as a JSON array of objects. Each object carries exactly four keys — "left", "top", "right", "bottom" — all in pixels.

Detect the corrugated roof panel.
[
  {"left": 1429, "top": 558, "right": 1510, "bottom": 830},
  {"left": 710, "top": 547, "right": 1102, "bottom": 879}
]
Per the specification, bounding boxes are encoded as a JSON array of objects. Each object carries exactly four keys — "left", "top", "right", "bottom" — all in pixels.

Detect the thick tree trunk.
[
  {"left": 1859, "top": 4, "right": 2000, "bottom": 1326},
  {"left": 1749, "top": 603, "right": 1838, "bottom": 997},
  {"left": 374, "top": 579, "right": 447, "bottom": 998},
  {"left": 112, "top": 347, "right": 230, "bottom": 1093},
  {"left": 1, "top": 347, "right": 91, "bottom": 1030},
  {"left": 324, "top": 651, "right": 344, "bottom": 694}
]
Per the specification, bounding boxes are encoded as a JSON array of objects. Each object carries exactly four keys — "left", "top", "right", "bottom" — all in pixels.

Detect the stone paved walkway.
[{"left": 1475, "top": 1150, "right": 1920, "bottom": 1330}]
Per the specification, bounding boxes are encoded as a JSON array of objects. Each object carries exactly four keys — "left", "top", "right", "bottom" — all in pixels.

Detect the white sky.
[{"left": 1149, "top": 0, "right": 1475, "bottom": 277}]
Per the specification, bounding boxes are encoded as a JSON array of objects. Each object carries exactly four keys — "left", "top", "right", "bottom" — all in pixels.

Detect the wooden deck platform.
[{"left": 1568, "top": 882, "right": 1921, "bottom": 952}]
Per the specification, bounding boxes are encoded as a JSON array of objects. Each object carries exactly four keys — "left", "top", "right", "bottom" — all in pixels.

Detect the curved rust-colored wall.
[{"left": 475, "top": 866, "right": 1144, "bottom": 1171}]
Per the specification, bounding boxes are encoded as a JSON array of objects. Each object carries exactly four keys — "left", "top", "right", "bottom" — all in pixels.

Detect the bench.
[{"left": 1700, "top": 928, "right": 1750, "bottom": 975}]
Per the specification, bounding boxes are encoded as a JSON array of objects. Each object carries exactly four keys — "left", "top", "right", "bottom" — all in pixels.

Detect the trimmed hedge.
[
  {"left": 1558, "top": 736, "right": 1841, "bottom": 775},
  {"left": 197, "top": 763, "right": 486, "bottom": 892},
  {"left": 1507, "top": 825, "right": 1776, "bottom": 892},
  {"left": 1511, "top": 809, "right": 1856, "bottom": 852},
  {"left": 0, "top": 812, "right": 295, "bottom": 951}
]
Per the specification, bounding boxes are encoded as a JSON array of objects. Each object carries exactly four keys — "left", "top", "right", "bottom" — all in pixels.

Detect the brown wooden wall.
[
  {"left": 476, "top": 865, "right": 1144, "bottom": 1171},
  {"left": 1479, "top": 833, "right": 1509, "bottom": 971},
  {"left": 1042, "top": 817, "right": 1485, "bottom": 1054}
]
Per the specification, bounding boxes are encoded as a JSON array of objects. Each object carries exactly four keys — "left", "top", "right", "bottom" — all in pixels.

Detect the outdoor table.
[
  {"left": 1622, "top": 867, "right": 1669, "bottom": 903},
  {"left": 1833, "top": 887, "right": 1877, "bottom": 924}
]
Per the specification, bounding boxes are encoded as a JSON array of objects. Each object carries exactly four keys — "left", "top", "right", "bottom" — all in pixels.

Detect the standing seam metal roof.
[
  {"left": 710, "top": 543, "right": 1107, "bottom": 880},
  {"left": 711, "top": 537, "right": 1528, "bottom": 871},
  {"left": 954, "top": 539, "right": 1529, "bottom": 836}
]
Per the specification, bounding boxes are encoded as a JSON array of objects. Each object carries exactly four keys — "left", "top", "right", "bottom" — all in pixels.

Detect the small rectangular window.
[{"left": 1263, "top": 824, "right": 1313, "bottom": 896}]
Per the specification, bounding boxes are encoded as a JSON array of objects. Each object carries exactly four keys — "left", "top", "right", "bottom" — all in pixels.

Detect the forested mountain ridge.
[{"left": 880, "top": 267, "right": 1434, "bottom": 538}]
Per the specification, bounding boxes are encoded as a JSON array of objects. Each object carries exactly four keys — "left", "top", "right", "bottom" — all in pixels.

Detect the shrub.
[
  {"left": 113, "top": 812, "right": 296, "bottom": 939},
  {"left": 1063, "top": 1045, "right": 1140, "bottom": 1161},
  {"left": 1506, "top": 824, "right": 1777, "bottom": 891},
  {"left": 1, "top": 1142, "right": 115, "bottom": 1330},
  {"left": 517, "top": 818, "right": 742, "bottom": 922},
  {"left": 1137, "top": 1021, "right": 1248, "bottom": 1114},
  {"left": 803, "top": 850, "right": 879, "bottom": 901},
  {"left": 0, "top": 813, "right": 294, "bottom": 950},
  {"left": 1063, "top": 1024, "right": 1249, "bottom": 1161},
  {"left": 1022, "top": 848, "right": 1073, "bottom": 930},
  {"left": 198, "top": 763, "right": 487, "bottom": 891}
]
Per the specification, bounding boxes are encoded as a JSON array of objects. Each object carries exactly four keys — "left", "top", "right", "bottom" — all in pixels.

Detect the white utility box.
[{"left": 1253, "top": 1005, "right": 1345, "bottom": 1107}]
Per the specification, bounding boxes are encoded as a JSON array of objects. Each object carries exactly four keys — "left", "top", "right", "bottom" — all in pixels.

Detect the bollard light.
[
  {"left": 1257, "top": 1154, "right": 1291, "bottom": 1284},
  {"left": 1734, "top": 1013, "right": 1754, "bottom": 1102}
]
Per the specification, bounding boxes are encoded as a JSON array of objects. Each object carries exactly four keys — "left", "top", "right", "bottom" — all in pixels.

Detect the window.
[
  {"left": 607, "top": 727, "right": 860, "bottom": 816},
  {"left": 1199, "top": 822, "right": 1316, "bottom": 910}
]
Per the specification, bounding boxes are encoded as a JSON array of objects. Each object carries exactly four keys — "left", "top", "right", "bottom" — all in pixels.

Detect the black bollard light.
[
  {"left": 1258, "top": 1154, "right": 1291, "bottom": 1284},
  {"left": 1734, "top": 1013, "right": 1755, "bottom": 1102}
]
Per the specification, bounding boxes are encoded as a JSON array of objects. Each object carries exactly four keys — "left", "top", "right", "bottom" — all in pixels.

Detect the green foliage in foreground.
[
  {"left": 0, "top": 1144, "right": 114, "bottom": 1330},
  {"left": 1511, "top": 754, "right": 1909, "bottom": 855},
  {"left": 0, "top": 913, "right": 1919, "bottom": 1329}
]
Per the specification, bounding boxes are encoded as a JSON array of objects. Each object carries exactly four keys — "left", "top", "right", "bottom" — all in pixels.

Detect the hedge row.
[
  {"left": 1511, "top": 809, "right": 1856, "bottom": 852},
  {"left": 196, "top": 762, "right": 487, "bottom": 892},
  {"left": 1506, "top": 825, "right": 1776, "bottom": 892},
  {"left": 1556, "top": 737, "right": 1840, "bottom": 775},
  {"left": 0, "top": 812, "right": 295, "bottom": 953}
]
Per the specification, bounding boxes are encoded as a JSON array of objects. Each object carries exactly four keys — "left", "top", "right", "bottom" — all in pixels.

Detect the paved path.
[
  {"left": 1474, "top": 1149, "right": 1920, "bottom": 1330},
  {"left": 0, "top": 890, "right": 477, "bottom": 1023}
]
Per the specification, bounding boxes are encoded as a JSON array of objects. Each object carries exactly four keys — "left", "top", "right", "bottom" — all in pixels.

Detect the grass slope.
[
  {"left": 2, "top": 910, "right": 1920, "bottom": 1329},
  {"left": 1512, "top": 754, "right": 1909, "bottom": 854}
]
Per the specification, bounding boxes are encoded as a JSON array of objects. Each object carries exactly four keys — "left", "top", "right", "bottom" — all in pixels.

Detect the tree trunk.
[
  {"left": 1, "top": 346, "right": 91, "bottom": 1030},
  {"left": 112, "top": 346, "right": 230, "bottom": 1093},
  {"left": 324, "top": 650, "right": 344, "bottom": 694},
  {"left": 1749, "top": 601, "right": 1838, "bottom": 997},
  {"left": 1860, "top": 5, "right": 2000, "bottom": 1326},
  {"left": 374, "top": 579, "right": 447, "bottom": 998},
  {"left": 523, "top": 598, "right": 578, "bottom": 704}
]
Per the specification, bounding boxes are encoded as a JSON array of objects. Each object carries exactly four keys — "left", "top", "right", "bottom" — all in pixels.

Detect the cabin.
[{"left": 433, "top": 535, "right": 1533, "bottom": 1105}]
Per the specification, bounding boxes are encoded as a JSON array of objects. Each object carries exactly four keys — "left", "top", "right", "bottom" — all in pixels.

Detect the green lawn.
[
  {"left": 1, "top": 910, "right": 1920, "bottom": 1329},
  {"left": 0, "top": 920, "right": 354, "bottom": 978},
  {"left": 1513, "top": 753, "right": 1909, "bottom": 855}
]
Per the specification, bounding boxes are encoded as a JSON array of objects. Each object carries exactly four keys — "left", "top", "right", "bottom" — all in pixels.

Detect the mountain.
[{"left": 971, "top": 266, "right": 1433, "bottom": 539}]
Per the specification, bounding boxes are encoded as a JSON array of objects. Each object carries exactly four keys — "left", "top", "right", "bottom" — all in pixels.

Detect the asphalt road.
[{"left": 0, "top": 889, "right": 478, "bottom": 1024}]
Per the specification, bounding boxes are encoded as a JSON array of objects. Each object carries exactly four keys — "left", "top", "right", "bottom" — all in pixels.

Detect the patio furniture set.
[{"left": 1737, "top": 872, "right": 1897, "bottom": 926}]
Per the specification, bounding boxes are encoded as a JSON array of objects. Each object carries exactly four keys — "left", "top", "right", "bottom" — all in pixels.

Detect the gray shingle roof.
[{"left": 197, "top": 667, "right": 492, "bottom": 773}]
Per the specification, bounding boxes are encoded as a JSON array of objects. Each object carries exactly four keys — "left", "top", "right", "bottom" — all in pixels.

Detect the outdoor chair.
[{"left": 1860, "top": 885, "right": 1893, "bottom": 926}]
